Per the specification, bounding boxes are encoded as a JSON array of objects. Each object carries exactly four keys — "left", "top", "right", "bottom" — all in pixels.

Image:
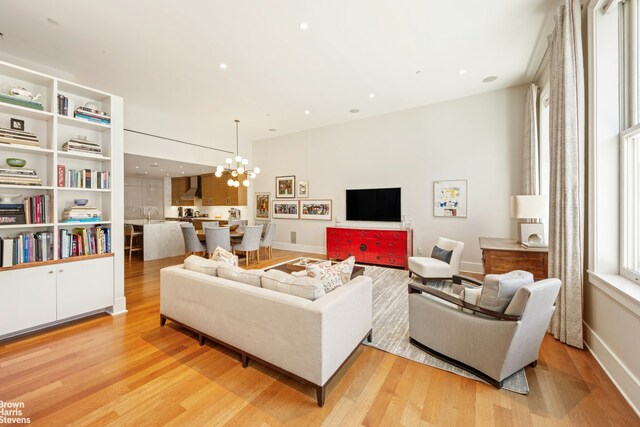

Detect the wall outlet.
[
  {"left": 291, "top": 231, "right": 297, "bottom": 244},
  {"left": 417, "top": 247, "right": 423, "bottom": 255}
]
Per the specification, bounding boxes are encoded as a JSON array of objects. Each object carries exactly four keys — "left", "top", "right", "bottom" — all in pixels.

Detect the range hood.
[{"left": 181, "top": 176, "right": 201, "bottom": 200}]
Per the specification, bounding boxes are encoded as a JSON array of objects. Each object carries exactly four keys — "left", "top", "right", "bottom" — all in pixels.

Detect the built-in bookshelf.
[{"left": 0, "top": 60, "right": 124, "bottom": 338}]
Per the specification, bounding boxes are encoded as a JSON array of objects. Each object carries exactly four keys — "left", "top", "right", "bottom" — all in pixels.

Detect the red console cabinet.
[{"left": 326, "top": 227, "right": 413, "bottom": 269}]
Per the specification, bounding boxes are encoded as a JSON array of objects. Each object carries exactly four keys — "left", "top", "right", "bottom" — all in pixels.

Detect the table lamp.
[{"left": 510, "top": 195, "right": 549, "bottom": 247}]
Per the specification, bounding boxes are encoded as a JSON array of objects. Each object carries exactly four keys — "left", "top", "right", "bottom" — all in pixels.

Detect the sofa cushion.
[
  {"left": 306, "top": 257, "right": 355, "bottom": 292},
  {"left": 431, "top": 246, "right": 453, "bottom": 264},
  {"left": 459, "top": 286, "right": 482, "bottom": 314},
  {"left": 217, "top": 265, "right": 264, "bottom": 287},
  {"left": 212, "top": 246, "right": 238, "bottom": 266},
  {"left": 261, "top": 269, "right": 326, "bottom": 301},
  {"left": 183, "top": 255, "right": 222, "bottom": 276},
  {"left": 478, "top": 270, "right": 534, "bottom": 313},
  {"left": 408, "top": 257, "right": 452, "bottom": 278}
]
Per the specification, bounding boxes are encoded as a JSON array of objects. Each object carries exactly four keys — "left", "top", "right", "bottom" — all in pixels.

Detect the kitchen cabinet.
[
  {"left": 200, "top": 173, "right": 247, "bottom": 206},
  {"left": 171, "top": 177, "right": 195, "bottom": 206}
]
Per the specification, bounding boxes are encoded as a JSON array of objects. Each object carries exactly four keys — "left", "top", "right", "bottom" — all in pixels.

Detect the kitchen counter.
[{"left": 125, "top": 220, "right": 185, "bottom": 261}]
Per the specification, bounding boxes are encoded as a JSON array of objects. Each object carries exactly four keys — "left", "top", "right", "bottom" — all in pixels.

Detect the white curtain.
[
  {"left": 522, "top": 83, "right": 539, "bottom": 195},
  {"left": 547, "top": 0, "right": 585, "bottom": 349}
]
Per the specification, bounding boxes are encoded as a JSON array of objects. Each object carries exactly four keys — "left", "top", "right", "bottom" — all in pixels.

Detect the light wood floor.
[{"left": 0, "top": 250, "right": 637, "bottom": 426}]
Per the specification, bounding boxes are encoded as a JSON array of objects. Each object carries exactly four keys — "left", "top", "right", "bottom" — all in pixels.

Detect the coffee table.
[{"left": 267, "top": 257, "right": 365, "bottom": 280}]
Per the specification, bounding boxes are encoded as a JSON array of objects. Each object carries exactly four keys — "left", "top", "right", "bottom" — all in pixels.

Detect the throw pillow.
[
  {"left": 261, "top": 270, "right": 326, "bottom": 300},
  {"left": 217, "top": 265, "right": 264, "bottom": 287},
  {"left": 478, "top": 270, "right": 534, "bottom": 313},
  {"left": 334, "top": 256, "right": 356, "bottom": 284},
  {"left": 306, "top": 257, "right": 356, "bottom": 293},
  {"left": 431, "top": 246, "right": 453, "bottom": 264},
  {"left": 183, "top": 255, "right": 222, "bottom": 276},
  {"left": 306, "top": 261, "right": 331, "bottom": 278},
  {"left": 211, "top": 246, "right": 238, "bottom": 266},
  {"left": 459, "top": 286, "right": 482, "bottom": 314}
]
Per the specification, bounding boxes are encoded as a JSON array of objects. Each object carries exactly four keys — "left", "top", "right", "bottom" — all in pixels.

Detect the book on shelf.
[
  {"left": 59, "top": 167, "right": 110, "bottom": 189},
  {"left": 0, "top": 203, "right": 26, "bottom": 225},
  {"left": 0, "top": 93, "right": 44, "bottom": 111},
  {"left": 62, "top": 136, "right": 102, "bottom": 155},
  {"left": 0, "top": 127, "right": 40, "bottom": 147},
  {"left": 59, "top": 225, "right": 110, "bottom": 258},
  {"left": 61, "top": 205, "right": 102, "bottom": 222},
  {"left": 23, "top": 195, "right": 52, "bottom": 224},
  {"left": 0, "top": 173, "right": 43, "bottom": 186},
  {"left": 73, "top": 113, "right": 110, "bottom": 125},
  {"left": 0, "top": 231, "right": 54, "bottom": 267},
  {"left": 57, "top": 94, "right": 74, "bottom": 117},
  {"left": 76, "top": 106, "right": 110, "bottom": 119},
  {"left": 0, "top": 167, "right": 37, "bottom": 176}
]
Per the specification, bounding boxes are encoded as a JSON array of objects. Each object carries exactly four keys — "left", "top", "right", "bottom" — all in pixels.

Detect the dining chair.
[
  {"left": 232, "top": 225, "right": 263, "bottom": 266},
  {"left": 202, "top": 221, "right": 220, "bottom": 229},
  {"left": 259, "top": 223, "right": 276, "bottom": 259},
  {"left": 180, "top": 223, "right": 205, "bottom": 255},
  {"left": 205, "top": 226, "right": 232, "bottom": 255},
  {"left": 124, "top": 224, "right": 143, "bottom": 262}
]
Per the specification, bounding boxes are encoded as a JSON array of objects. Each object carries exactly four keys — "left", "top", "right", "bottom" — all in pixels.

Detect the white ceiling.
[
  {"left": 0, "top": 0, "right": 554, "bottom": 148},
  {"left": 124, "top": 154, "right": 214, "bottom": 179}
]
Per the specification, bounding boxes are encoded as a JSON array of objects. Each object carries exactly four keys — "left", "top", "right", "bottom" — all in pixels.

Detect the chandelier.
[{"left": 215, "top": 119, "right": 260, "bottom": 187}]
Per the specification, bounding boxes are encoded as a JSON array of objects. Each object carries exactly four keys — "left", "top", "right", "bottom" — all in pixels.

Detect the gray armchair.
[{"left": 408, "top": 275, "right": 561, "bottom": 388}]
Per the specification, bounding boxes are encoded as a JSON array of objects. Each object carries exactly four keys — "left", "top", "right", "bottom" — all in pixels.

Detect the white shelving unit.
[{"left": 0, "top": 60, "right": 125, "bottom": 339}]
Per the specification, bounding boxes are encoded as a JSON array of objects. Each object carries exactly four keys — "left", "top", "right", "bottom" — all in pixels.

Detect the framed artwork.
[
  {"left": 255, "top": 193, "right": 270, "bottom": 219},
  {"left": 10, "top": 118, "right": 24, "bottom": 131},
  {"left": 433, "top": 180, "right": 468, "bottom": 217},
  {"left": 273, "top": 200, "right": 299, "bottom": 219},
  {"left": 297, "top": 180, "right": 309, "bottom": 198},
  {"left": 275, "top": 175, "right": 296, "bottom": 198},
  {"left": 300, "top": 199, "right": 332, "bottom": 221}
]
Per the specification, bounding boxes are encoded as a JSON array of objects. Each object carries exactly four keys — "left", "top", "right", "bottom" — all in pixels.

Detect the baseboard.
[
  {"left": 584, "top": 322, "right": 640, "bottom": 417},
  {"left": 272, "top": 242, "right": 325, "bottom": 255},
  {"left": 460, "top": 261, "right": 483, "bottom": 274},
  {"left": 107, "top": 297, "right": 128, "bottom": 316}
]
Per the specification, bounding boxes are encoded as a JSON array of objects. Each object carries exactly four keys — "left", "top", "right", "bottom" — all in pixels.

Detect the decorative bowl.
[
  {"left": 74, "top": 199, "right": 89, "bottom": 206},
  {"left": 230, "top": 224, "right": 240, "bottom": 231},
  {"left": 6, "top": 158, "right": 26, "bottom": 167}
]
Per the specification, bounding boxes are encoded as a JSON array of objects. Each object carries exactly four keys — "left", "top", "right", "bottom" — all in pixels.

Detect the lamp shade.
[{"left": 510, "top": 195, "right": 549, "bottom": 219}]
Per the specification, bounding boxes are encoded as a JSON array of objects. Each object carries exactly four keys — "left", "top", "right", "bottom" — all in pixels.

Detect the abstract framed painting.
[
  {"left": 272, "top": 200, "right": 299, "bottom": 219},
  {"left": 300, "top": 199, "right": 332, "bottom": 221},
  {"left": 297, "top": 180, "right": 309, "bottom": 198},
  {"left": 275, "top": 175, "right": 296, "bottom": 199},
  {"left": 255, "top": 193, "right": 270, "bottom": 219},
  {"left": 433, "top": 180, "right": 468, "bottom": 217}
]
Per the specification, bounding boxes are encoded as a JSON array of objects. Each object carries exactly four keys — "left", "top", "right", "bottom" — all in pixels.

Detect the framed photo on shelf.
[
  {"left": 10, "top": 118, "right": 24, "bottom": 131},
  {"left": 275, "top": 175, "right": 295, "bottom": 198},
  {"left": 433, "top": 179, "right": 468, "bottom": 217},
  {"left": 255, "top": 193, "right": 270, "bottom": 219},
  {"left": 300, "top": 199, "right": 332, "bottom": 221},
  {"left": 297, "top": 180, "right": 309, "bottom": 198},
  {"left": 273, "top": 200, "right": 299, "bottom": 219}
]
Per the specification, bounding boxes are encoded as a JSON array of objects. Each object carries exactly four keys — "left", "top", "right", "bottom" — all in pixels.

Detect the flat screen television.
[{"left": 346, "top": 187, "right": 401, "bottom": 222}]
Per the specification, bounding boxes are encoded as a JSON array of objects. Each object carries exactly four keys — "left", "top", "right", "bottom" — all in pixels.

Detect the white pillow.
[
  {"left": 478, "top": 270, "right": 534, "bottom": 313},
  {"left": 459, "top": 287, "right": 482, "bottom": 314},
  {"left": 306, "top": 257, "right": 356, "bottom": 293},
  {"left": 211, "top": 246, "right": 238, "bottom": 266},
  {"left": 261, "top": 270, "right": 326, "bottom": 301},
  {"left": 217, "top": 265, "right": 264, "bottom": 287},
  {"left": 183, "top": 255, "right": 222, "bottom": 276}
]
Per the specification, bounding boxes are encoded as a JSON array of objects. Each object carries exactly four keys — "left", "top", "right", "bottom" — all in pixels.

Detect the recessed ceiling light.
[
  {"left": 135, "top": 165, "right": 139, "bottom": 169},
  {"left": 369, "top": 93, "right": 375, "bottom": 98},
  {"left": 304, "top": 110, "right": 310, "bottom": 115},
  {"left": 160, "top": 169, "right": 163, "bottom": 172},
  {"left": 200, "top": 168, "right": 204, "bottom": 171},
  {"left": 144, "top": 171, "right": 148, "bottom": 174},
  {"left": 483, "top": 76, "right": 498, "bottom": 83},
  {"left": 299, "top": 22, "right": 309, "bottom": 30},
  {"left": 459, "top": 69, "right": 467, "bottom": 75},
  {"left": 47, "top": 18, "right": 59, "bottom": 25},
  {"left": 350, "top": 109, "right": 360, "bottom": 114},
  {"left": 219, "top": 63, "right": 228, "bottom": 70},
  {"left": 179, "top": 165, "right": 183, "bottom": 168},
  {"left": 268, "top": 128, "right": 277, "bottom": 132},
  {"left": 166, "top": 173, "right": 169, "bottom": 176},
  {"left": 181, "top": 171, "right": 185, "bottom": 174}
]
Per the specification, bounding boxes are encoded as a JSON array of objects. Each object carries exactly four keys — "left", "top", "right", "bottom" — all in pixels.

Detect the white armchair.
[{"left": 408, "top": 237, "right": 464, "bottom": 283}]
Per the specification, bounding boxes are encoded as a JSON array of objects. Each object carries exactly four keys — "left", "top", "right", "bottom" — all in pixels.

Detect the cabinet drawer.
[
  {"left": 373, "top": 255, "right": 407, "bottom": 268},
  {"left": 484, "top": 250, "right": 547, "bottom": 279},
  {"left": 368, "top": 230, "right": 407, "bottom": 241}
]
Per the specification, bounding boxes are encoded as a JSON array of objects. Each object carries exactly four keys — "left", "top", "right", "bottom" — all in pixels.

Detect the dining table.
[{"left": 196, "top": 229, "right": 244, "bottom": 241}]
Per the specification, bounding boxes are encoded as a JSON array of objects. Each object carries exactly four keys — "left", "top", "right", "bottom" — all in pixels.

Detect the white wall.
[{"left": 252, "top": 85, "right": 527, "bottom": 271}]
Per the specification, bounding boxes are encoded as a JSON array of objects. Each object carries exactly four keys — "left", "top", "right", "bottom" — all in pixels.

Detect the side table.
[{"left": 479, "top": 237, "right": 548, "bottom": 280}]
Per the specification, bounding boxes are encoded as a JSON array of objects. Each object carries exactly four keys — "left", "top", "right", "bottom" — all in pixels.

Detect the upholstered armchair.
[
  {"left": 407, "top": 273, "right": 561, "bottom": 387},
  {"left": 408, "top": 237, "right": 464, "bottom": 283}
]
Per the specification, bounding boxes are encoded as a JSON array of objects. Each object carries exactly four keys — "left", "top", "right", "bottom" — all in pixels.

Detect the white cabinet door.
[
  {"left": 0, "top": 265, "right": 57, "bottom": 336},
  {"left": 57, "top": 257, "right": 114, "bottom": 319}
]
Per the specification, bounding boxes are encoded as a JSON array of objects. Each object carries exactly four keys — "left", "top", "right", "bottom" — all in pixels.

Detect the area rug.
[{"left": 362, "top": 265, "right": 529, "bottom": 394}]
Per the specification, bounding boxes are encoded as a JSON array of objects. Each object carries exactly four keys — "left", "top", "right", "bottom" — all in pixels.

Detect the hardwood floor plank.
[{"left": 0, "top": 249, "right": 636, "bottom": 426}]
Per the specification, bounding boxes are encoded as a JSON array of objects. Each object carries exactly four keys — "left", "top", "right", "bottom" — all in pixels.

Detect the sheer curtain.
[
  {"left": 522, "top": 83, "right": 539, "bottom": 195},
  {"left": 547, "top": 0, "right": 585, "bottom": 349}
]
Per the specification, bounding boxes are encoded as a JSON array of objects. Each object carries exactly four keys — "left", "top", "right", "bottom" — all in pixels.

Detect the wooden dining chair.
[{"left": 124, "top": 224, "right": 143, "bottom": 262}]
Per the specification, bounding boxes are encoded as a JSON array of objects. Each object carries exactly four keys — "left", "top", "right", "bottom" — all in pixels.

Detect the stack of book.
[
  {"left": 0, "top": 92, "right": 44, "bottom": 111},
  {"left": 57, "top": 93, "right": 74, "bottom": 116},
  {"left": 0, "top": 204, "right": 26, "bottom": 225},
  {"left": 0, "top": 127, "right": 40, "bottom": 147},
  {"left": 57, "top": 166, "right": 110, "bottom": 189},
  {"left": 1, "top": 231, "right": 54, "bottom": 267},
  {"left": 74, "top": 106, "right": 110, "bottom": 125},
  {"left": 62, "top": 137, "right": 102, "bottom": 155},
  {"left": 23, "top": 194, "right": 52, "bottom": 224},
  {"left": 59, "top": 226, "right": 110, "bottom": 258},
  {"left": 61, "top": 205, "right": 102, "bottom": 223},
  {"left": 0, "top": 167, "right": 43, "bottom": 186}
]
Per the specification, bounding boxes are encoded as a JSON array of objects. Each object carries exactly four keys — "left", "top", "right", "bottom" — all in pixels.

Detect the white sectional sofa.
[{"left": 160, "top": 263, "right": 373, "bottom": 406}]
